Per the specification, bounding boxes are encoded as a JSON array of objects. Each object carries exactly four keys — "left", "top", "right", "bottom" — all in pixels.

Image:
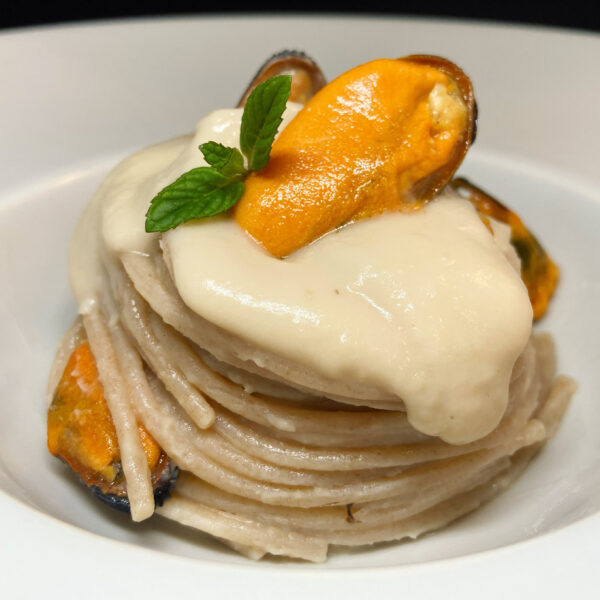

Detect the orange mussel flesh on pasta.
[
  {"left": 47, "top": 342, "right": 178, "bottom": 512},
  {"left": 234, "top": 56, "right": 476, "bottom": 258}
]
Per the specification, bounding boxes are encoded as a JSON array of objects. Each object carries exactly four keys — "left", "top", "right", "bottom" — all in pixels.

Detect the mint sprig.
[
  {"left": 240, "top": 75, "right": 293, "bottom": 172},
  {"left": 145, "top": 168, "right": 245, "bottom": 232},
  {"left": 200, "top": 142, "right": 246, "bottom": 178},
  {"left": 145, "top": 75, "right": 292, "bottom": 233}
]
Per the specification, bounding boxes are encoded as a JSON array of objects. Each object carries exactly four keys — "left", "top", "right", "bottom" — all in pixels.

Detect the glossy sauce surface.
[{"left": 70, "top": 105, "right": 532, "bottom": 444}]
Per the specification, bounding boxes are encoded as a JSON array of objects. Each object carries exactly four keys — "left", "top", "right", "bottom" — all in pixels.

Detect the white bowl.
[{"left": 1, "top": 16, "right": 599, "bottom": 598}]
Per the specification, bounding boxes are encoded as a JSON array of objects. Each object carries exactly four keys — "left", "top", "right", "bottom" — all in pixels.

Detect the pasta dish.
[{"left": 46, "top": 52, "right": 575, "bottom": 562}]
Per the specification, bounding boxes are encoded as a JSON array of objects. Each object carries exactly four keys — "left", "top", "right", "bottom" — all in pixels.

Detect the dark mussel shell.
[
  {"left": 89, "top": 456, "right": 179, "bottom": 514},
  {"left": 237, "top": 50, "right": 327, "bottom": 107}
]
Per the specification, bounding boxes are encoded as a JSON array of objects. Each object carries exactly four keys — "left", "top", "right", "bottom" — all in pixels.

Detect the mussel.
[
  {"left": 234, "top": 55, "right": 478, "bottom": 257},
  {"left": 451, "top": 177, "right": 559, "bottom": 319},
  {"left": 47, "top": 341, "right": 178, "bottom": 513}
]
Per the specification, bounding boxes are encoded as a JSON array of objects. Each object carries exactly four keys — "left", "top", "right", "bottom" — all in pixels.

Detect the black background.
[{"left": 2, "top": 2, "right": 600, "bottom": 32}]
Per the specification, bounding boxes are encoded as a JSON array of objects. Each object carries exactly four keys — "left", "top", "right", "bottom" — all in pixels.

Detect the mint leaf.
[
  {"left": 199, "top": 141, "right": 232, "bottom": 168},
  {"left": 200, "top": 142, "right": 235, "bottom": 169},
  {"left": 145, "top": 167, "right": 244, "bottom": 232},
  {"left": 219, "top": 148, "right": 246, "bottom": 179},
  {"left": 145, "top": 75, "right": 293, "bottom": 234},
  {"left": 200, "top": 142, "right": 246, "bottom": 178},
  {"left": 240, "top": 75, "right": 292, "bottom": 172}
]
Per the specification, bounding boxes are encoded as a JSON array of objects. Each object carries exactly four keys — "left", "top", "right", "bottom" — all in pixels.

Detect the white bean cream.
[{"left": 70, "top": 104, "right": 532, "bottom": 445}]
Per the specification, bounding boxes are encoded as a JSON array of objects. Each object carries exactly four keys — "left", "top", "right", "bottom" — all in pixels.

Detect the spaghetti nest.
[{"left": 48, "top": 241, "right": 574, "bottom": 562}]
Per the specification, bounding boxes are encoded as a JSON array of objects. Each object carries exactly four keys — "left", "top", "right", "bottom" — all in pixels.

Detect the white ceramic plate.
[{"left": 1, "top": 16, "right": 599, "bottom": 598}]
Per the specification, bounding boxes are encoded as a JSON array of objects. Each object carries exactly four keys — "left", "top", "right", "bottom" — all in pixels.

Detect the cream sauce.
[{"left": 70, "top": 105, "right": 533, "bottom": 444}]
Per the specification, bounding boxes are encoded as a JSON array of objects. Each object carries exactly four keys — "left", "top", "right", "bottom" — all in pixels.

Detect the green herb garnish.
[{"left": 145, "top": 75, "right": 292, "bottom": 233}]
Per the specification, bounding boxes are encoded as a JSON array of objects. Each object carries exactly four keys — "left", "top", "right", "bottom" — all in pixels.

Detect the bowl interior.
[{"left": 0, "top": 147, "right": 598, "bottom": 568}]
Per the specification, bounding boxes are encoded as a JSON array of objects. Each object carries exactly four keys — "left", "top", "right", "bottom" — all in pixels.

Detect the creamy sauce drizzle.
[{"left": 69, "top": 105, "right": 533, "bottom": 444}]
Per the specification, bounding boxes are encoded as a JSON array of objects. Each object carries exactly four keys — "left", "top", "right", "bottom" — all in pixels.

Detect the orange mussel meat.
[
  {"left": 47, "top": 342, "right": 177, "bottom": 512},
  {"left": 235, "top": 56, "right": 476, "bottom": 257}
]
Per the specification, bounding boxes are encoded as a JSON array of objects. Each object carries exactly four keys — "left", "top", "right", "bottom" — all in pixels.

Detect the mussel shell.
[
  {"left": 237, "top": 50, "right": 327, "bottom": 107},
  {"left": 401, "top": 55, "right": 477, "bottom": 203},
  {"left": 87, "top": 459, "right": 179, "bottom": 515}
]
